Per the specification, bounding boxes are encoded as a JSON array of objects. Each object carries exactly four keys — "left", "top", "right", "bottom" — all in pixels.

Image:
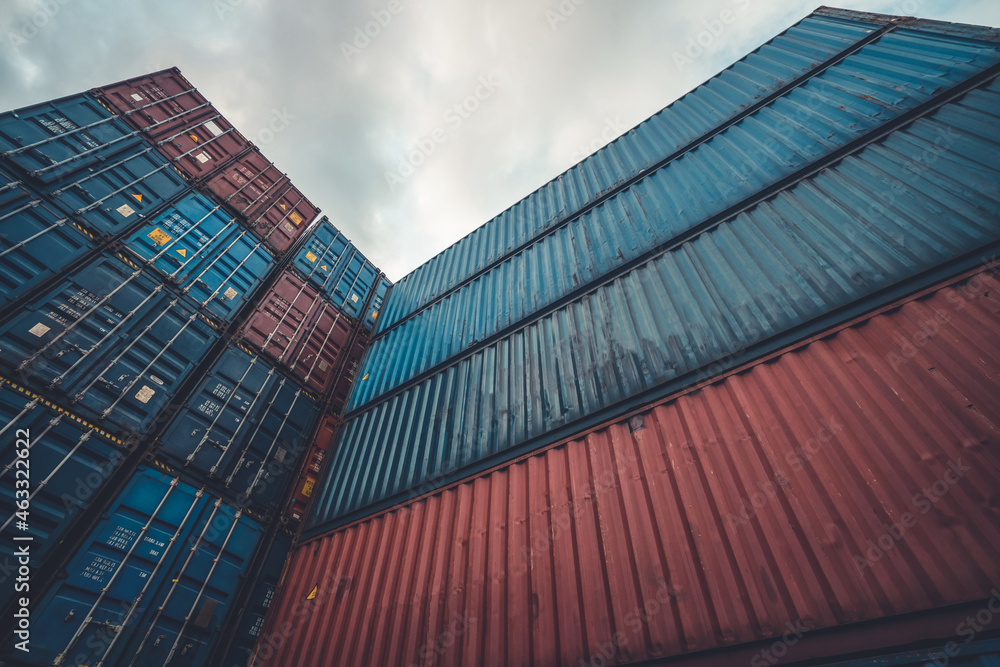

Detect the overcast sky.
[{"left": 2, "top": 0, "right": 999, "bottom": 280}]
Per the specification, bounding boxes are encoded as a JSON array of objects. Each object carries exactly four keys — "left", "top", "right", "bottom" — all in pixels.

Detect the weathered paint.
[
  {"left": 318, "top": 73, "right": 1000, "bottom": 526},
  {"left": 265, "top": 266, "right": 1000, "bottom": 667}
]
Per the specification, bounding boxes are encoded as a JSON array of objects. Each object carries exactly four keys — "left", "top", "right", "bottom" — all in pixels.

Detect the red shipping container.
[
  {"left": 285, "top": 415, "right": 339, "bottom": 525},
  {"left": 241, "top": 271, "right": 352, "bottom": 394},
  {"left": 203, "top": 149, "right": 317, "bottom": 253},
  {"left": 95, "top": 67, "right": 249, "bottom": 180},
  {"left": 328, "top": 335, "right": 368, "bottom": 418},
  {"left": 256, "top": 266, "right": 1000, "bottom": 667}
]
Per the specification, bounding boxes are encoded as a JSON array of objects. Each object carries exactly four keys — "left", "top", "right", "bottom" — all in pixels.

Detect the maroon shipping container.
[
  {"left": 256, "top": 266, "right": 1000, "bottom": 667},
  {"left": 203, "top": 149, "right": 318, "bottom": 253},
  {"left": 285, "top": 415, "right": 339, "bottom": 525},
  {"left": 95, "top": 67, "right": 250, "bottom": 180},
  {"left": 328, "top": 335, "right": 368, "bottom": 418},
  {"left": 241, "top": 271, "right": 352, "bottom": 394}
]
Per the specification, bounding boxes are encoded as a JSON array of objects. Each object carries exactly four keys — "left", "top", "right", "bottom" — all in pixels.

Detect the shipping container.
[
  {"left": 820, "top": 639, "right": 1000, "bottom": 667},
  {"left": 0, "top": 162, "right": 96, "bottom": 311},
  {"left": 123, "top": 192, "right": 276, "bottom": 322},
  {"left": 40, "top": 140, "right": 189, "bottom": 239},
  {"left": 158, "top": 345, "right": 319, "bottom": 510},
  {"left": 240, "top": 271, "right": 352, "bottom": 394},
  {"left": 363, "top": 24, "right": 1000, "bottom": 402},
  {"left": 96, "top": 68, "right": 250, "bottom": 180},
  {"left": 361, "top": 275, "right": 391, "bottom": 334},
  {"left": 219, "top": 529, "right": 294, "bottom": 667},
  {"left": 284, "top": 415, "right": 339, "bottom": 525},
  {"left": 328, "top": 336, "right": 368, "bottom": 419},
  {"left": 291, "top": 218, "right": 379, "bottom": 319},
  {"left": 0, "top": 379, "right": 126, "bottom": 612},
  {"left": 274, "top": 266, "right": 1000, "bottom": 667},
  {"left": 202, "top": 150, "right": 317, "bottom": 253},
  {"left": 0, "top": 253, "right": 220, "bottom": 434},
  {"left": 23, "top": 465, "right": 263, "bottom": 667},
  {"left": 377, "top": 9, "right": 1000, "bottom": 334},
  {"left": 0, "top": 92, "right": 145, "bottom": 184},
  {"left": 327, "top": 74, "right": 1000, "bottom": 524}
]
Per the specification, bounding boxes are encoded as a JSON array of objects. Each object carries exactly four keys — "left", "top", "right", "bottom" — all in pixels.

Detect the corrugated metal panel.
[
  {"left": 158, "top": 345, "right": 320, "bottom": 510},
  {"left": 362, "top": 275, "right": 391, "bottom": 334},
  {"left": 123, "top": 192, "right": 276, "bottom": 322},
  {"left": 316, "top": 72, "right": 1000, "bottom": 525},
  {"left": 0, "top": 253, "right": 220, "bottom": 435},
  {"left": 0, "top": 92, "right": 145, "bottom": 184},
  {"left": 379, "top": 12, "right": 998, "bottom": 331},
  {"left": 0, "top": 379, "right": 126, "bottom": 611},
  {"left": 0, "top": 163, "right": 96, "bottom": 310},
  {"left": 377, "top": 9, "right": 887, "bottom": 332},
  {"left": 240, "top": 271, "right": 353, "bottom": 393},
  {"left": 95, "top": 68, "right": 250, "bottom": 181},
  {"left": 329, "top": 336, "right": 369, "bottom": 419},
  {"left": 202, "top": 149, "right": 318, "bottom": 253},
  {"left": 40, "top": 140, "right": 189, "bottom": 239},
  {"left": 291, "top": 220, "right": 380, "bottom": 321},
  {"left": 362, "top": 24, "right": 1000, "bottom": 404},
  {"left": 29, "top": 465, "right": 263, "bottom": 667},
  {"left": 266, "top": 267, "right": 1000, "bottom": 667},
  {"left": 221, "top": 529, "right": 295, "bottom": 667},
  {"left": 821, "top": 638, "right": 1000, "bottom": 666}
]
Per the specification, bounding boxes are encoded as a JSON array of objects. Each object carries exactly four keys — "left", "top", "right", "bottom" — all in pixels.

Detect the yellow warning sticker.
[
  {"left": 289, "top": 211, "right": 304, "bottom": 226},
  {"left": 361, "top": 373, "right": 369, "bottom": 381},
  {"left": 306, "top": 584, "right": 318, "bottom": 601},
  {"left": 131, "top": 193, "right": 143, "bottom": 202},
  {"left": 302, "top": 478, "right": 315, "bottom": 497},
  {"left": 176, "top": 248, "right": 187, "bottom": 258},
  {"left": 147, "top": 228, "right": 172, "bottom": 246},
  {"left": 305, "top": 251, "right": 317, "bottom": 263},
  {"left": 320, "top": 264, "right": 328, "bottom": 272},
  {"left": 189, "top": 133, "right": 200, "bottom": 143},
  {"left": 279, "top": 203, "right": 287, "bottom": 211}
]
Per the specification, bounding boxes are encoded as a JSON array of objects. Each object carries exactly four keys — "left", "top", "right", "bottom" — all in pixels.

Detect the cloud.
[{"left": 2, "top": 0, "right": 999, "bottom": 280}]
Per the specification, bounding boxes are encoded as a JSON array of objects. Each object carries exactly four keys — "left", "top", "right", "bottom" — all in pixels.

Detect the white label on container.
[
  {"left": 195, "top": 152, "right": 211, "bottom": 164},
  {"left": 351, "top": 294, "right": 359, "bottom": 303},
  {"left": 149, "top": 374, "right": 164, "bottom": 386},
  {"left": 130, "top": 93, "right": 144, "bottom": 102},
  {"left": 223, "top": 287, "right": 238, "bottom": 301},
  {"left": 135, "top": 385, "right": 155, "bottom": 404},
  {"left": 319, "top": 360, "right": 329, "bottom": 372},
  {"left": 28, "top": 322, "right": 50, "bottom": 337},
  {"left": 203, "top": 120, "right": 223, "bottom": 137},
  {"left": 274, "top": 447, "right": 287, "bottom": 463},
  {"left": 116, "top": 203, "right": 136, "bottom": 218}
]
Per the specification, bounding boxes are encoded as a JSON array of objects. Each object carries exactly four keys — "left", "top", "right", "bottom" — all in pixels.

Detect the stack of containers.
[
  {"left": 0, "top": 68, "right": 384, "bottom": 667},
  {"left": 263, "top": 8, "right": 1000, "bottom": 667}
]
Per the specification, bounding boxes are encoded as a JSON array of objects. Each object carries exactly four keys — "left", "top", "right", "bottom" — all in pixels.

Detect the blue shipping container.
[
  {"left": 0, "top": 92, "right": 144, "bottom": 184},
  {"left": 0, "top": 253, "right": 220, "bottom": 434},
  {"left": 29, "top": 466, "right": 263, "bottom": 667},
  {"left": 220, "top": 528, "right": 294, "bottom": 667},
  {"left": 0, "top": 379, "right": 126, "bottom": 612},
  {"left": 356, "top": 18, "right": 1000, "bottom": 410},
  {"left": 160, "top": 345, "right": 319, "bottom": 510},
  {"left": 123, "top": 192, "right": 276, "bottom": 322},
  {"left": 377, "top": 10, "right": 1000, "bottom": 335},
  {"left": 42, "top": 141, "right": 188, "bottom": 239},
  {"left": 362, "top": 275, "right": 391, "bottom": 335},
  {"left": 0, "top": 163, "right": 96, "bottom": 310},
  {"left": 292, "top": 218, "right": 379, "bottom": 321},
  {"left": 819, "top": 638, "right": 1000, "bottom": 666},
  {"left": 313, "top": 72, "right": 1000, "bottom": 530}
]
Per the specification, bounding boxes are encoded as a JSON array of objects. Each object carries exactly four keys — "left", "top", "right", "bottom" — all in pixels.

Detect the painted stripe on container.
[
  {"left": 266, "top": 266, "right": 1000, "bottom": 667},
  {"left": 312, "top": 72, "right": 1000, "bottom": 526},
  {"left": 377, "top": 10, "right": 886, "bottom": 332},
  {"left": 358, "top": 25, "right": 1000, "bottom": 406}
]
